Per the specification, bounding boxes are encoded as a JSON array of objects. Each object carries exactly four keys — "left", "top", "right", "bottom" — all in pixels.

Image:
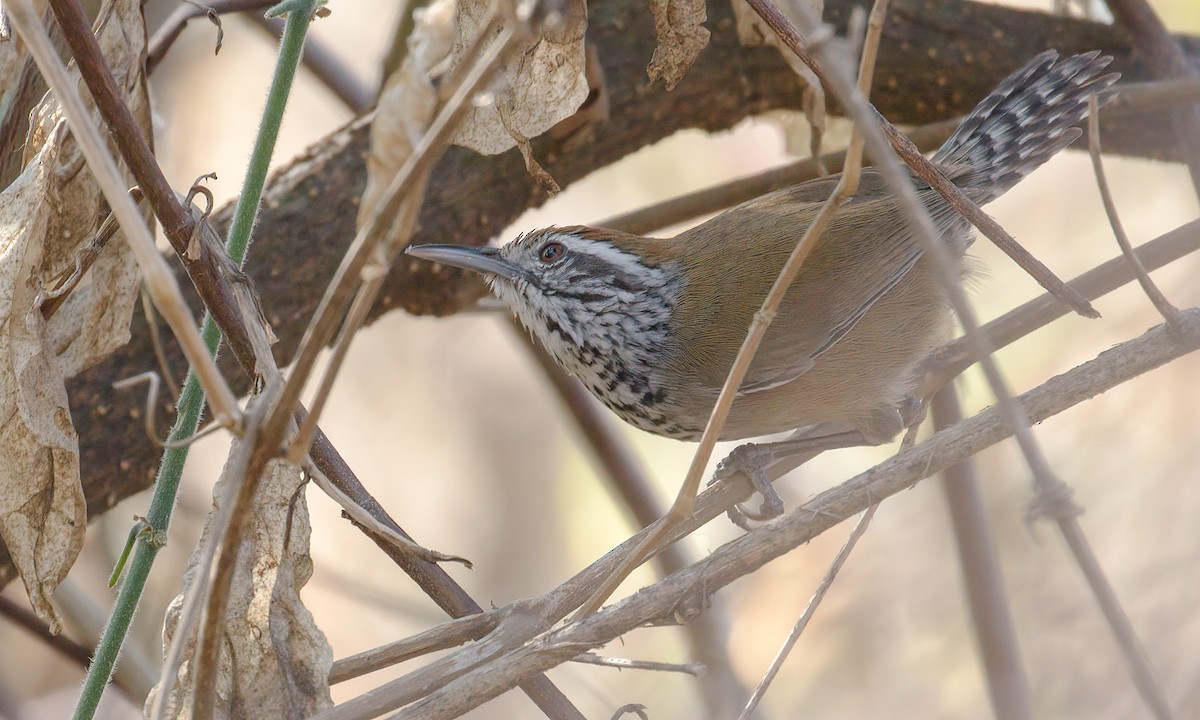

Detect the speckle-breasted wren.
[{"left": 408, "top": 51, "right": 1117, "bottom": 517}]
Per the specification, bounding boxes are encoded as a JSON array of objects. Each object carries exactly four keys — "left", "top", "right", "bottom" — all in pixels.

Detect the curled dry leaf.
[
  {"left": 366, "top": 0, "right": 586, "bottom": 204},
  {"left": 0, "top": 0, "right": 149, "bottom": 631},
  {"left": 0, "top": 142, "right": 84, "bottom": 635},
  {"left": 646, "top": 0, "right": 710, "bottom": 90},
  {"left": 449, "top": 0, "right": 588, "bottom": 158},
  {"left": 359, "top": 0, "right": 457, "bottom": 223},
  {"left": 148, "top": 458, "right": 333, "bottom": 719},
  {"left": 24, "top": 0, "right": 150, "bottom": 378}
]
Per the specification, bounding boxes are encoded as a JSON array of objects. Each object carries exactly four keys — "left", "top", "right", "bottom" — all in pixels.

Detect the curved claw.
[{"left": 713, "top": 443, "right": 787, "bottom": 529}]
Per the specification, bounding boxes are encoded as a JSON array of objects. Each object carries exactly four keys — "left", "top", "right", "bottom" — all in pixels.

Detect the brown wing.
[{"left": 669, "top": 171, "right": 930, "bottom": 392}]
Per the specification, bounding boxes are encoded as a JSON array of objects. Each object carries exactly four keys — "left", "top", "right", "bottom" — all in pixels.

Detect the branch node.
[{"left": 1024, "top": 476, "right": 1084, "bottom": 525}]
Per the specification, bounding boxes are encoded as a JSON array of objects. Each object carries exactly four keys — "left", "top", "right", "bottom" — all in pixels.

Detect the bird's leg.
[
  {"left": 714, "top": 427, "right": 873, "bottom": 529},
  {"left": 713, "top": 394, "right": 928, "bottom": 527}
]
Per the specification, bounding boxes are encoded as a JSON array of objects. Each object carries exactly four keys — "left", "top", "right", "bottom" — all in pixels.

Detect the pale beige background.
[{"left": 2, "top": 0, "right": 1199, "bottom": 718}]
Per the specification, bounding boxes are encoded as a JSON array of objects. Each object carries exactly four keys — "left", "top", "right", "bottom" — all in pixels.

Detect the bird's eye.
[{"left": 538, "top": 241, "right": 566, "bottom": 264}]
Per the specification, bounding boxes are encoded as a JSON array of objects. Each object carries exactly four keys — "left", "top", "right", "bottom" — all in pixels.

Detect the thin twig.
[
  {"left": 146, "top": 0, "right": 276, "bottom": 72},
  {"left": 111, "top": 371, "right": 164, "bottom": 445},
  {"left": 1057, "top": 517, "right": 1176, "bottom": 719},
  {"left": 288, "top": 239, "right": 401, "bottom": 462},
  {"left": 12, "top": 0, "right": 241, "bottom": 427},
  {"left": 875, "top": 112, "right": 1100, "bottom": 319},
  {"left": 571, "top": 653, "right": 706, "bottom": 676},
  {"left": 744, "top": 28, "right": 901, "bottom": 720},
  {"left": 918, "top": 218, "right": 1200, "bottom": 396},
  {"left": 38, "top": 201, "right": 123, "bottom": 319},
  {"left": 140, "top": 288, "right": 182, "bottom": 397},
  {"left": 601, "top": 119, "right": 957, "bottom": 235},
  {"left": 610, "top": 705, "right": 649, "bottom": 720},
  {"left": 1086, "top": 94, "right": 1183, "bottom": 331},
  {"left": 304, "top": 460, "right": 469, "bottom": 566},
  {"left": 933, "top": 386, "right": 1032, "bottom": 720},
  {"left": 737, "top": 504, "right": 878, "bottom": 720},
  {"left": 329, "top": 614, "right": 498, "bottom": 685},
  {"left": 1107, "top": 76, "right": 1200, "bottom": 117}
]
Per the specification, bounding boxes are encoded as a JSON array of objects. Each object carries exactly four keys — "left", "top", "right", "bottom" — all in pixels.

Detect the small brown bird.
[{"left": 408, "top": 51, "right": 1116, "bottom": 516}]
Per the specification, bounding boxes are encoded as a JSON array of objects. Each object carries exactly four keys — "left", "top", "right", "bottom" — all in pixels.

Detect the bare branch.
[
  {"left": 146, "top": 0, "right": 276, "bottom": 72},
  {"left": 383, "top": 307, "right": 1200, "bottom": 720},
  {"left": 1087, "top": 94, "right": 1183, "bottom": 331},
  {"left": 933, "top": 386, "right": 1032, "bottom": 720}
]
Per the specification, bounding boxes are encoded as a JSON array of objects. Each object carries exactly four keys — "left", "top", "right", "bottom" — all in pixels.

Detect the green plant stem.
[{"left": 72, "top": 3, "right": 320, "bottom": 718}]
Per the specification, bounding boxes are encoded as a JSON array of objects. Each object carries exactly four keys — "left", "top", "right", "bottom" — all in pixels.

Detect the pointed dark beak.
[{"left": 405, "top": 244, "right": 524, "bottom": 282}]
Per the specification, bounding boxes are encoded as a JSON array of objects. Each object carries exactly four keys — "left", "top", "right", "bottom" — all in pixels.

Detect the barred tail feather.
[{"left": 931, "top": 50, "right": 1119, "bottom": 203}]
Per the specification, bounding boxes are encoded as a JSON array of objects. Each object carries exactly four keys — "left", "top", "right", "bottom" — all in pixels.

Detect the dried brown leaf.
[
  {"left": 646, "top": 0, "right": 710, "bottom": 90},
  {"left": 0, "top": 142, "right": 84, "bottom": 634},
  {"left": 26, "top": 0, "right": 149, "bottom": 378},
  {"left": 359, "top": 0, "right": 456, "bottom": 223},
  {"left": 450, "top": 0, "right": 588, "bottom": 156},
  {"left": 0, "top": 0, "right": 150, "bottom": 635},
  {"left": 148, "top": 458, "right": 333, "bottom": 719}
]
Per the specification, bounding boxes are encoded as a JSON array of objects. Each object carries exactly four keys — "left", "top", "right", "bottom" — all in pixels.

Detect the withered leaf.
[
  {"left": 359, "top": 0, "right": 456, "bottom": 224},
  {"left": 148, "top": 458, "right": 333, "bottom": 719},
  {"left": 0, "top": 143, "right": 84, "bottom": 634},
  {"left": 450, "top": 0, "right": 588, "bottom": 157},
  {"left": 0, "top": 0, "right": 150, "bottom": 631},
  {"left": 646, "top": 0, "right": 710, "bottom": 90},
  {"left": 26, "top": 0, "right": 149, "bottom": 378}
]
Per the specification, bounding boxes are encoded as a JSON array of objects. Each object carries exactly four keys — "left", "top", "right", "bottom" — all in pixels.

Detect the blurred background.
[{"left": 2, "top": 0, "right": 1199, "bottom": 717}]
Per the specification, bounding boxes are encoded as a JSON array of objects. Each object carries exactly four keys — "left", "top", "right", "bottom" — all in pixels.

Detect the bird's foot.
[
  {"left": 711, "top": 427, "right": 878, "bottom": 529},
  {"left": 713, "top": 443, "right": 787, "bottom": 531}
]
